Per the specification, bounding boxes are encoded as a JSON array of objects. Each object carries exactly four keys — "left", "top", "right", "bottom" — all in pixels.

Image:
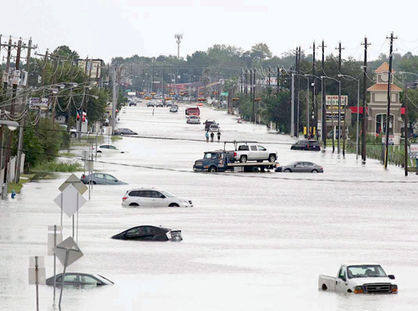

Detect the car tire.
[
  {"left": 240, "top": 155, "right": 247, "bottom": 163},
  {"left": 311, "top": 169, "right": 318, "bottom": 173},
  {"left": 169, "top": 203, "right": 180, "bottom": 207},
  {"left": 284, "top": 169, "right": 292, "bottom": 173},
  {"left": 209, "top": 166, "right": 217, "bottom": 172},
  {"left": 321, "top": 284, "right": 327, "bottom": 291},
  {"left": 129, "top": 203, "right": 139, "bottom": 207},
  {"left": 268, "top": 154, "right": 276, "bottom": 162},
  {"left": 96, "top": 150, "right": 102, "bottom": 153},
  {"left": 290, "top": 146, "right": 295, "bottom": 150},
  {"left": 91, "top": 181, "right": 96, "bottom": 184}
]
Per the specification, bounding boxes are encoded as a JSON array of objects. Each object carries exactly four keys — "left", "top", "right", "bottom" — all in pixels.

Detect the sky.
[{"left": 0, "top": 0, "right": 417, "bottom": 63}]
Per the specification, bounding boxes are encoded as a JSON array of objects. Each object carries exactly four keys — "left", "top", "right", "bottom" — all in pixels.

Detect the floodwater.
[{"left": 1, "top": 102, "right": 418, "bottom": 311}]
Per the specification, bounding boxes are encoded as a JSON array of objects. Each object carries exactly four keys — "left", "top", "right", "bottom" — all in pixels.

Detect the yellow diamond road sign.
[{"left": 58, "top": 174, "right": 87, "bottom": 194}]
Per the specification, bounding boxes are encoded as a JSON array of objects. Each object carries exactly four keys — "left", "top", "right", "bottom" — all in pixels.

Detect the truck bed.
[{"left": 318, "top": 275, "right": 337, "bottom": 291}]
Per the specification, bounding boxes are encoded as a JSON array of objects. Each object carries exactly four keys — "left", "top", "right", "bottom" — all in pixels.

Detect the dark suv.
[{"left": 290, "top": 140, "right": 321, "bottom": 151}]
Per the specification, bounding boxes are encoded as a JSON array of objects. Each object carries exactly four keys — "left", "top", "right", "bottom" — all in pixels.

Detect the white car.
[
  {"left": 122, "top": 188, "right": 193, "bottom": 207},
  {"left": 318, "top": 264, "right": 398, "bottom": 294},
  {"left": 187, "top": 115, "right": 201, "bottom": 124},
  {"left": 97, "top": 144, "right": 124, "bottom": 154},
  {"left": 233, "top": 144, "right": 277, "bottom": 163}
]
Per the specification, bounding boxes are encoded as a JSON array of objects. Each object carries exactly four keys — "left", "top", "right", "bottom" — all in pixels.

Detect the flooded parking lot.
[{"left": 1, "top": 103, "right": 418, "bottom": 310}]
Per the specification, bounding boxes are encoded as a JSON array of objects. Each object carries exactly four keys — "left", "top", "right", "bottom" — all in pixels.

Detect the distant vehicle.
[
  {"left": 208, "top": 123, "right": 220, "bottom": 132},
  {"left": 113, "top": 128, "right": 138, "bottom": 135},
  {"left": 185, "top": 107, "right": 200, "bottom": 116},
  {"left": 290, "top": 140, "right": 321, "bottom": 151},
  {"left": 128, "top": 102, "right": 136, "bottom": 107},
  {"left": 122, "top": 188, "right": 193, "bottom": 207},
  {"left": 97, "top": 144, "right": 123, "bottom": 153},
  {"left": 275, "top": 161, "right": 323, "bottom": 173},
  {"left": 111, "top": 225, "right": 182, "bottom": 242},
  {"left": 81, "top": 173, "right": 126, "bottom": 185},
  {"left": 147, "top": 101, "right": 156, "bottom": 107},
  {"left": 234, "top": 143, "right": 277, "bottom": 163},
  {"left": 170, "top": 105, "right": 178, "bottom": 113},
  {"left": 69, "top": 128, "right": 77, "bottom": 138},
  {"left": 319, "top": 264, "right": 398, "bottom": 294},
  {"left": 187, "top": 115, "right": 201, "bottom": 124},
  {"left": 204, "top": 120, "right": 218, "bottom": 131},
  {"left": 46, "top": 273, "right": 114, "bottom": 287}
]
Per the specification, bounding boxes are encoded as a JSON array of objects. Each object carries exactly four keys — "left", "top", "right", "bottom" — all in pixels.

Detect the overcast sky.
[{"left": 1, "top": 0, "right": 417, "bottom": 62}]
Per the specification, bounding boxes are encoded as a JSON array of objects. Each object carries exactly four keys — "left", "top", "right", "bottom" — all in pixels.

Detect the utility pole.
[
  {"left": 294, "top": 46, "right": 300, "bottom": 137},
  {"left": 15, "top": 38, "right": 34, "bottom": 183},
  {"left": 403, "top": 80, "right": 409, "bottom": 176},
  {"left": 321, "top": 40, "right": 327, "bottom": 148},
  {"left": 336, "top": 42, "right": 344, "bottom": 154},
  {"left": 252, "top": 69, "right": 256, "bottom": 123},
  {"left": 111, "top": 66, "right": 118, "bottom": 135},
  {"left": 312, "top": 41, "right": 316, "bottom": 139},
  {"left": 268, "top": 67, "right": 271, "bottom": 87},
  {"left": 361, "top": 37, "right": 370, "bottom": 164},
  {"left": 384, "top": 32, "right": 397, "bottom": 169},
  {"left": 244, "top": 69, "right": 248, "bottom": 95},
  {"left": 306, "top": 75, "right": 310, "bottom": 136},
  {"left": 3, "top": 38, "right": 22, "bottom": 189},
  {"left": 296, "top": 46, "right": 301, "bottom": 137},
  {"left": 277, "top": 66, "right": 281, "bottom": 93},
  {"left": 291, "top": 72, "right": 295, "bottom": 136},
  {"left": 174, "top": 34, "right": 183, "bottom": 59},
  {"left": 249, "top": 69, "right": 253, "bottom": 121},
  {"left": 2, "top": 36, "right": 12, "bottom": 96}
]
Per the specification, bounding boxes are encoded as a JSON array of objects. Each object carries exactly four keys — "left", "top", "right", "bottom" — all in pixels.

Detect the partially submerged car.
[
  {"left": 170, "top": 104, "right": 178, "bottom": 112},
  {"left": 81, "top": 173, "right": 126, "bottom": 185},
  {"left": 46, "top": 273, "right": 114, "bottom": 287},
  {"left": 187, "top": 115, "right": 201, "bottom": 124},
  {"left": 97, "top": 144, "right": 124, "bottom": 153},
  {"left": 275, "top": 161, "right": 323, "bottom": 173},
  {"left": 113, "top": 128, "right": 138, "bottom": 135},
  {"left": 122, "top": 188, "right": 193, "bottom": 207},
  {"left": 111, "top": 225, "right": 182, "bottom": 242},
  {"left": 319, "top": 264, "right": 398, "bottom": 294},
  {"left": 291, "top": 140, "right": 321, "bottom": 151}
]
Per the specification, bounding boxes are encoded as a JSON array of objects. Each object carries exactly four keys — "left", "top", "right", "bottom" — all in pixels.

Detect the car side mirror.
[
  {"left": 341, "top": 276, "right": 346, "bottom": 282},
  {"left": 388, "top": 274, "right": 395, "bottom": 280}
]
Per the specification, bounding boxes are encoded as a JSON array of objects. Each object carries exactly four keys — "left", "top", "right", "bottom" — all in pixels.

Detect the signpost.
[
  {"left": 28, "top": 256, "right": 46, "bottom": 311},
  {"left": 54, "top": 184, "right": 86, "bottom": 241},
  {"left": 48, "top": 225, "right": 62, "bottom": 305},
  {"left": 54, "top": 237, "right": 83, "bottom": 308}
]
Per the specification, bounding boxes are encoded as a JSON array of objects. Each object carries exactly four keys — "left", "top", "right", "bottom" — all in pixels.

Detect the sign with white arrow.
[{"left": 54, "top": 184, "right": 86, "bottom": 217}]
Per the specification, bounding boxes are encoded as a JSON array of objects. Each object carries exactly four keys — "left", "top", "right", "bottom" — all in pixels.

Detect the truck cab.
[{"left": 193, "top": 150, "right": 234, "bottom": 172}]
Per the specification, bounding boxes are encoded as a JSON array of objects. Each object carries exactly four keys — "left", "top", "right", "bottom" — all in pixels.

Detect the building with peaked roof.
[{"left": 367, "top": 62, "right": 403, "bottom": 144}]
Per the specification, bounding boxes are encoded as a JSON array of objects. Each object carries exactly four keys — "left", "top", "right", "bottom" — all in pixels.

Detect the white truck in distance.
[
  {"left": 318, "top": 264, "right": 398, "bottom": 294},
  {"left": 233, "top": 143, "right": 276, "bottom": 163}
]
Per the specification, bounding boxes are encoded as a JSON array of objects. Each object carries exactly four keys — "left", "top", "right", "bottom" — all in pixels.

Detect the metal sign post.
[
  {"left": 28, "top": 256, "right": 46, "bottom": 311},
  {"left": 54, "top": 237, "right": 83, "bottom": 308},
  {"left": 47, "top": 225, "right": 62, "bottom": 306}
]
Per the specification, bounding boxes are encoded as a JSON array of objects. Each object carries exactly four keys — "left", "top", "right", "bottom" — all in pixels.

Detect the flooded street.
[{"left": 1, "top": 103, "right": 418, "bottom": 311}]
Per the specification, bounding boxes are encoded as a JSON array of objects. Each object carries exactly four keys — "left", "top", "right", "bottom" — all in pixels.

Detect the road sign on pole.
[
  {"left": 58, "top": 174, "right": 87, "bottom": 194},
  {"left": 54, "top": 184, "right": 86, "bottom": 218},
  {"left": 54, "top": 236, "right": 84, "bottom": 308},
  {"left": 29, "top": 256, "right": 46, "bottom": 311}
]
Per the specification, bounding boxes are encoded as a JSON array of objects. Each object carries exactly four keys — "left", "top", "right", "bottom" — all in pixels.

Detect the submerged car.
[
  {"left": 122, "top": 188, "right": 193, "bottom": 207},
  {"left": 81, "top": 173, "right": 127, "bottom": 185},
  {"left": 46, "top": 273, "right": 114, "bottom": 287},
  {"left": 290, "top": 140, "right": 321, "bottom": 151},
  {"left": 113, "top": 128, "right": 138, "bottom": 135},
  {"left": 187, "top": 115, "right": 201, "bottom": 124},
  {"left": 111, "top": 225, "right": 182, "bottom": 242},
  {"left": 276, "top": 161, "right": 323, "bottom": 173},
  {"left": 97, "top": 144, "right": 124, "bottom": 153},
  {"left": 170, "top": 105, "right": 178, "bottom": 112}
]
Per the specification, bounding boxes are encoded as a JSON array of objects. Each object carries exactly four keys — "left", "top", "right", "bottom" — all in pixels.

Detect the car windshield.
[
  {"left": 347, "top": 265, "right": 387, "bottom": 278},
  {"left": 204, "top": 153, "right": 214, "bottom": 159},
  {"left": 160, "top": 191, "right": 175, "bottom": 197}
]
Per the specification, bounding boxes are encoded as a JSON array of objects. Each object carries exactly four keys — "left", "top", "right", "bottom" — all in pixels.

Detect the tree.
[{"left": 250, "top": 43, "right": 272, "bottom": 61}]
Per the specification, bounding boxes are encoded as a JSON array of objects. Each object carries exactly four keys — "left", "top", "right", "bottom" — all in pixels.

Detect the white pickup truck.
[
  {"left": 233, "top": 143, "right": 277, "bottom": 163},
  {"left": 318, "top": 264, "right": 398, "bottom": 294}
]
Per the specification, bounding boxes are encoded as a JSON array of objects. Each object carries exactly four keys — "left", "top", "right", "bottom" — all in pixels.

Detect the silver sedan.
[{"left": 275, "top": 161, "right": 323, "bottom": 173}]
